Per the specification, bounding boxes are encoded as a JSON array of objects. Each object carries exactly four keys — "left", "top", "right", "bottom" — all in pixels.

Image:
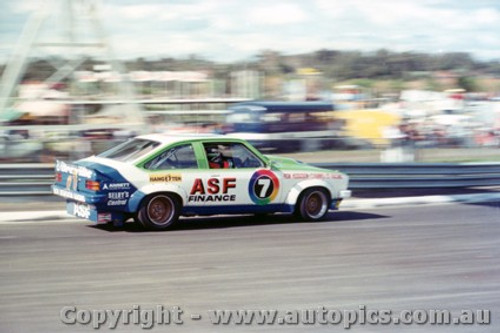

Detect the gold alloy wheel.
[
  {"left": 147, "top": 195, "right": 175, "bottom": 226},
  {"left": 303, "top": 190, "right": 328, "bottom": 220}
]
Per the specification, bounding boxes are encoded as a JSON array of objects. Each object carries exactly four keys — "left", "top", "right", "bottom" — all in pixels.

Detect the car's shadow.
[
  {"left": 465, "top": 200, "right": 500, "bottom": 209},
  {"left": 88, "top": 211, "right": 389, "bottom": 233}
]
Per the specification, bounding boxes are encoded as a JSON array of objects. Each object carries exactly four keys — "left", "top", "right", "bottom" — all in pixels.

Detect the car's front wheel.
[
  {"left": 295, "top": 188, "right": 329, "bottom": 221},
  {"left": 137, "top": 194, "right": 180, "bottom": 230}
]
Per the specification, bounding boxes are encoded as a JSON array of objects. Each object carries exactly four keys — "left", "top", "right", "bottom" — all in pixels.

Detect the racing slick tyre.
[
  {"left": 138, "top": 194, "right": 181, "bottom": 230},
  {"left": 295, "top": 188, "right": 329, "bottom": 221}
]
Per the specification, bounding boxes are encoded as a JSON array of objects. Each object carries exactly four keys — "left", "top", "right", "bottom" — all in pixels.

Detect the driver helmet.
[{"left": 207, "top": 148, "right": 222, "bottom": 163}]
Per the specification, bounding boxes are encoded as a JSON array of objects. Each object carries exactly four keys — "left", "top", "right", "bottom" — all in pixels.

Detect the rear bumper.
[
  {"left": 53, "top": 185, "right": 128, "bottom": 224},
  {"left": 66, "top": 201, "right": 126, "bottom": 224}
]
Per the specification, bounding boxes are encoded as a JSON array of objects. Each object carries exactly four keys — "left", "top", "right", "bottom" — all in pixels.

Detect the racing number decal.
[
  {"left": 257, "top": 178, "right": 271, "bottom": 198},
  {"left": 248, "top": 170, "right": 280, "bottom": 205},
  {"left": 66, "top": 171, "right": 78, "bottom": 191}
]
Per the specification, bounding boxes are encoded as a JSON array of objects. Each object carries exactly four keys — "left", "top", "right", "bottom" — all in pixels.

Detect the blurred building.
[{"left": 230, "top": 70, "right": 261, "bottom": 99}]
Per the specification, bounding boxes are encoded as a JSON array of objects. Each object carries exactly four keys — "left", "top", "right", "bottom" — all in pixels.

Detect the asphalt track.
[{"left": 1, "top": 202, "right": 499, "bottom": 332}]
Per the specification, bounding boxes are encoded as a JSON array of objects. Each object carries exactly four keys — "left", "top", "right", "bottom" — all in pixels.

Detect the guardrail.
[
  {"left": 0, "top": 164, "right": 54, "bottom": 195},
  {"left": 1, "top": 162, "right": 500, "bottom": 196},
  {"left": 316, "top": 163, "right": 500, "bottom": 189}
]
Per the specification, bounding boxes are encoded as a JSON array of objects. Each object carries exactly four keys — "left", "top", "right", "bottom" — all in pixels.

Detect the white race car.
[{"left": 52, "top": 134, "right": 351, "bottom": 230}]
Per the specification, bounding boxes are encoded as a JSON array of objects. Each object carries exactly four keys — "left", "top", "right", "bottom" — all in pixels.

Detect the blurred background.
[{"left": 1, "top": 0, "right": 499, "bottom": 164}]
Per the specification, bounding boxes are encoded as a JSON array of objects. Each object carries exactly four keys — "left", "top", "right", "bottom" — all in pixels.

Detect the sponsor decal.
[
  {"left": 149, "top": 174, "right": 182, "bottom": 183},
  {"left": 248, "top": 170, "right": 280, "bottom": 205},
  {"left": 56, "top": 161, "right": 93, "bottom": 179},
  {"left": 188, "top": 177, "right": 237, "bottom": 202},
  {"left": 187, "top": 194, "right": 235, "bottom": 203},
  {"left": 283, "top": 172, "right": 343, "bottom": 180},
  {"left": 108, "top": 192, "right": 129, "bottom": 199},
  {"left": 107, "top": 191, "right": 129, "bottom": 206},
  {"left": 108, "top": 199, "right": 128, "bottom": 206},
  {"left": 72, "top": 203, "right": 91, "bottom": 219},
  {"left": 54, "top": 187, "right": 86, "bottom": 202},
  {"left": 292, "top": 173, "right": 308, "bottom": 179},
  {"left": 97, "top": 213, "right": 112, "bottom": 223},
  {"left": 102, "top": 183, "right": 131, "bottom": 190}
]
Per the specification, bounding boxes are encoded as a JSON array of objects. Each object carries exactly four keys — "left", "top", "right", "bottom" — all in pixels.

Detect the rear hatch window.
[{"left": 98, "top": 139, "right": 160, "bottom": 162}]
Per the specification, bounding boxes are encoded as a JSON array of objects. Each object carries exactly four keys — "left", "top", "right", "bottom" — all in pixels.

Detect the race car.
[{"left": 52, "top": 134, "right": 351, "bottom": 230}]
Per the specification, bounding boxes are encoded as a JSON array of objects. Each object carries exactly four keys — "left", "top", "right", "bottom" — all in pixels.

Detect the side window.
[
  {"left": 144, "top": 144, "right": 198, "bottom": 170},
  {"left": 204, "top": 142, "right": 264, "bottom": 169}
]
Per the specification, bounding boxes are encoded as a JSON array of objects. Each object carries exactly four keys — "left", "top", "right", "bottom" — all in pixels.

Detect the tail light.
[
  {"left": 55, "top": 173, "right": 62, "bottom": 182},
  {"left": 85, "top": 180, "right": 100, "bottom": 191}
]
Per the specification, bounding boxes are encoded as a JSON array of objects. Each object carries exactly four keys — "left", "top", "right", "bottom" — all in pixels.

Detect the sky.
[{"left": 1, "top": 0, "right": 500, "bottom": 64}]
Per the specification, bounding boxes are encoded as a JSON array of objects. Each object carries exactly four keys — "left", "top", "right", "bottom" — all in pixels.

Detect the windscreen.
[{"left": 97, "top": 139, "right": 160, "bottom": 162}]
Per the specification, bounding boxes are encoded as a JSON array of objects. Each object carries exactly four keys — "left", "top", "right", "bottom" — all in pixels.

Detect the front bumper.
[
  {"left": 339, "top": 190, "right": 352, "bottom": 198},
  {"left": 330, "top": 190, "right": 352, "bottom": 210}
]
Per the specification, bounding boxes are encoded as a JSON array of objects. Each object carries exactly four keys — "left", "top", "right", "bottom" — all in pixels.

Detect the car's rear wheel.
[
  {"left": 138, "top": 194, "right": 180, "bottom": 230},
  {"left": 295, "top": 188, "right": 329, "bottom": 221}
]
